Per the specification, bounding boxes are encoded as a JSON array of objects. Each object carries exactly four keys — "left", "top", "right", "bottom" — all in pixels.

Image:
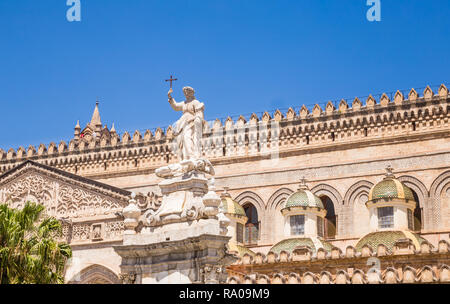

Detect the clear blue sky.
[{"left": 0, "top": 0, "right": 449, "bottom": 150}]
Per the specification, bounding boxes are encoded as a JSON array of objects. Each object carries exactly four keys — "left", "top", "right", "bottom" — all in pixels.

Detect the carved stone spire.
[
  {"left": 74, "top": 120, "right": 81, "bottom": 139},
  {"left": 90, "top": 101, "right": 102, "bottom": 133}
]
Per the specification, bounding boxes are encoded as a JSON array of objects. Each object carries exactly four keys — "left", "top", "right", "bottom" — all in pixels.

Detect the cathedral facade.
[{"left": 0, "top": 84, "right": 449, "bottom": 284}]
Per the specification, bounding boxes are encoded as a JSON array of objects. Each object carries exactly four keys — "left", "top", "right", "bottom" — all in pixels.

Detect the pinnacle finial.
[
  {"left": 298, "top": 176, "right": 309, "bottom": 190},
  {"left": 208, "top": 178, "right": 216, "bottom": 190},
  {"left": 385, "top": 165, "right": 395, "bottom": 178},
  {"left": 74, "top": 120, "right": 81, "bottom": 138},
  {"left": 90, "top": 101, "right": 102, "bottom": 129},
  {"left": 221, "top": 186, "right": 231, "bottom": 198}
]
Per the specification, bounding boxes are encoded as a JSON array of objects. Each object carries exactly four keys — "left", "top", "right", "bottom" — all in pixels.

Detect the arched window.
[
  {"left": 236, "top": 223, "right": 244, "bottom": 244},
  {"left": 411, "top": 189, "right": 422, "bottom": 231},
  {"left": 290, "top": 215, "right": 305, "bottom": 236},
  {"left": 243, "top": 203, "right": 259, "bottom": 245},
  {"left": 320, "top": 196, "right": 336, "bottom": 239},
  {"left": 378, "top": 206, "right": 394, "bottom": 228}
]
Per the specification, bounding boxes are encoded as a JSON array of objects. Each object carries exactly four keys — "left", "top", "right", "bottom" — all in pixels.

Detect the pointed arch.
[
  {"left": 68, "top": 264, "right": 121, "bottom": 284},
  {"left": 344, "top": 180, "right": 374, "bottom": 237},
  {"left": 311, "top": 184, "right": 343, "bottom": 206},
  {"left": 266, "top": 187, "right": 294, "bottom": 243},
  {"left": 234, "top": 191, "right": 265, "bottom": 211},
  {"left": 311, "top": 184, "right": 343, "bottom": 238},
  {"left": 429, "top": 170, "right": 450, "bottom": 230},
  {"left": 398, "top": 175, "right": 429, "bottom": 230},
  {"left": 234, "top": 191, "right": 265, "bottom": 245},
  {"left": 266, "top": 188, "right": 294, "bottom": 211},
  {"left": 344, "top": 180, "right": 374, "bottom": 206}
]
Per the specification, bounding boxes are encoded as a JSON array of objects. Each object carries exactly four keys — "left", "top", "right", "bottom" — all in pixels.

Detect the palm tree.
[{"left": 0, "top": 202, "right": 72, "bottom": 284}]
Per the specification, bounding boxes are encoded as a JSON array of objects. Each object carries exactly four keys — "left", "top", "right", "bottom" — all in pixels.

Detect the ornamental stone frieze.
[
  {"left": 201, "top": 265, "right": 229, "bottom": 284},
  {"left": 0, "top": 161, "right": 135, "bottom": 245},
  {"left": 60, "top": 220, "right": 125, "bottom": 244},
  {"left": 0, "top": 161, "right": 128, "bottom": 219},
  {"left": 119, "top": 273, "right": 136, "bottom": 284},
  {"left": 0, "top": 160, "right": 165, "bottom": 245}
]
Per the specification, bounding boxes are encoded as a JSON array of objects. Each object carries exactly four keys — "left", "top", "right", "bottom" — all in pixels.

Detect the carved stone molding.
[
  {"left": 201, "top": 265, "right": 228, "bottom": 284},
  {"left": 0, "top": 161, "right": 128, "bottom": 219},
  {"left": 119, "top": 272, "right": 136, "bottom": 284}
]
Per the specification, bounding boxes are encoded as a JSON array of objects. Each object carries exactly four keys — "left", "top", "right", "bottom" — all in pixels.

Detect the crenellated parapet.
[{"left": 0, "top": 85, "right": 449, "bottom": 177}]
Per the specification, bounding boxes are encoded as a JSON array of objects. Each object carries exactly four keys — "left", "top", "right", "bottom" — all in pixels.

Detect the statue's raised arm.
[{"left": 168, "top": 88, "right": 183, "bottom": 111}]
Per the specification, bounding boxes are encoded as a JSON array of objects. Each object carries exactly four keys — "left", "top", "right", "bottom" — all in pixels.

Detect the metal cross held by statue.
[{"left": 165, "top": 75, "right": 178, "bottom": 89}]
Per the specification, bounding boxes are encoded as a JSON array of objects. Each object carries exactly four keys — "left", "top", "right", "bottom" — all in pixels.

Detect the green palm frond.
[{"left": 0, "top": 202, "right": 72, "bottom": 284}]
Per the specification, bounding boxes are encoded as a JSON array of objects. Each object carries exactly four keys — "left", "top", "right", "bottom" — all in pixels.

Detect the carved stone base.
[
  {"left": 143, "top": 170, "right": 209, "bottom": 227},
  {"left": 125, "top": 218, "right": 223, "bottom": 244},
  {"left": 115, "top": 156, "right": 234, "bottom": 284},
  {"left": 114, "top": 232, "right": 235, "bottom": 284}
]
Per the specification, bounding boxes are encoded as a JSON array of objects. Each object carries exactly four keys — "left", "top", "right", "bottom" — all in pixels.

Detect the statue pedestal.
[
  {"left": 114, "top": 160, "right": 235, "bottom": 284},
  {"left": 115, "top": 221, "right": 233, "bottom": 284},
  {"left": 129, "top": 218, "right": 223, "bottom": 244},
  {"left": 144, "top": 171, "right": 208, "bottom": 226}
]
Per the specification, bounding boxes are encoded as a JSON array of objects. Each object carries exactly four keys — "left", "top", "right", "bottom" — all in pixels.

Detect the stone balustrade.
[{"left": 226, "top": 239, "right": 450, "bottom": 284}]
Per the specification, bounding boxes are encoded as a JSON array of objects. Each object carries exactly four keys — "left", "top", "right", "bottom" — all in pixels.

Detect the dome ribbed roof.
[
  {"left": 219, "top": 189, "right": 247, "bottom": 217},
  {"left": 355, "top": 230, "right": 426, "bottom": 252},
  {"left": 283, "top": 178, "right": 324, "bottom": 209},
  {"left": 368, "top": 166, "right": 415, "bottom": 202},
  {"left": 269, "top": 237, "right": 333, "bottom": 255},
  {"left": 228, "top": 242, "right": 256, "bottom": 257}
]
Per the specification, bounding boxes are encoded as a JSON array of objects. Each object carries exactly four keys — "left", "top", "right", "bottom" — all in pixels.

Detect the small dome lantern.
[
  {"left": 281, "top": 178, "right": 327, "bottom": 238},
  {"left": 366, "top": 166, "right": 417, "bottom": 232},
  {"left": 219, "top": 187, "right": 255, "bottom": 257}
]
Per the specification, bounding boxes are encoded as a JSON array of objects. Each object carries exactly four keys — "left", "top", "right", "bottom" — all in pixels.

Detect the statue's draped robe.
[{"left": 170, "top": 99, "right": 204, "bottom": 160}]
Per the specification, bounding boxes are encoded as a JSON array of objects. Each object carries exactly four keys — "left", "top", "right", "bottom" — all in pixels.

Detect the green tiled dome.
[
  {"left": 269, "top": 237, "right": 333, "bottom": 255},
  {"left": 285, "top": 190, "right": 324, "bottom": 209},
  {"left": 369, "top": 178, "right": 415, "bottom": 201},
  {"left": 219, "top": 196, "right": 246, "bottom": 217},
  {"left": 368, "top": 167, "right": 415, "bottom": 203},
  {"left": 355, "top": 230, "right": 426, "bottom": 252},
  {"left": 228, "top": 242, "right": 255, "bottom": 257}
]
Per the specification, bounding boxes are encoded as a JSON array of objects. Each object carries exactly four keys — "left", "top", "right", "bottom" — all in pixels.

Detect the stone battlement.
[{"left": 0, "top": 84, "right": 449, "bottom": 178}]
